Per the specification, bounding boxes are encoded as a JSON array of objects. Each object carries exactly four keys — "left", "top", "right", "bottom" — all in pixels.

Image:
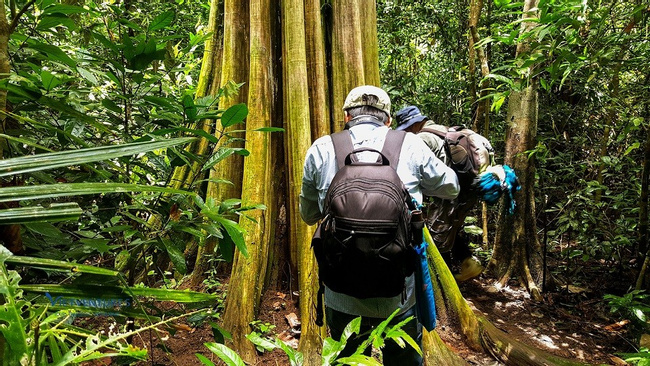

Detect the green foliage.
[
  {"left": 377, "top": 0, "right": 473, "bottom": 124},
  {"left": 619, "top": 348, "right": 650, "bottom": 366},
  {"left": 231, "top": 309, "right": 420, "bottom": 366},
  {"left": 0, "top": 251, "right": 214, "bottom": 365},
  {"left": 605, "top": 290, "right": 650, "bottom": 335}
]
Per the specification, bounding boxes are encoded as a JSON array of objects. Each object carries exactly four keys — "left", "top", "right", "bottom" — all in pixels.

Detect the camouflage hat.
[{"left": 342, "top": 85, "right": 391, "bottom": 117}]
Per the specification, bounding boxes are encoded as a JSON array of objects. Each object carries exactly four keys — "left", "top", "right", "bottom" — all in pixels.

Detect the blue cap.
[{"left": 395, "top": 106, "right": 428, "bottom": 131}]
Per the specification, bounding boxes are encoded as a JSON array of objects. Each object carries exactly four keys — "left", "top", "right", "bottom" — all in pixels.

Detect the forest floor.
[{"left": 121, "top": 261, "right": 638, "bottom": 366}]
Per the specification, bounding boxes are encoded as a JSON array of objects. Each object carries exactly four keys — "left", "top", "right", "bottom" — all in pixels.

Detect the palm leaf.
[
  {"left": 0, "top": 203, "right": 82, "bottom": 224},
  {"left": 0, "top": 183, "right": 196, "bottom": 203},
  {"left": 0, "top": 137, "right": 195, "bottom": 177}
]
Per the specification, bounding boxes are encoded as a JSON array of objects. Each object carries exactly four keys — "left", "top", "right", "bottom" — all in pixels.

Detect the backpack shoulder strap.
[
  {"left": 381, "top": 130, "right": 407, "bottom": 169},
  {"left": 330, "top": 131, "right": 354, "bottom": 170},
  {"left": 419, "top": 127, "right": 447, "bottom": 140}
]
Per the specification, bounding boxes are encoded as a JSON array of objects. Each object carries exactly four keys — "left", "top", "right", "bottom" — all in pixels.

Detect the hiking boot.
[{"left": 454, "top": 257, "right": 484, "bottom": 281}]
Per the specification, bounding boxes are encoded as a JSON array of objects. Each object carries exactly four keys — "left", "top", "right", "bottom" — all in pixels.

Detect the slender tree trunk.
[
  {"left": 220, "top": 0, "right": 275, "bottom": 361},
  {"left": 467, "top": 0, "right": 491, "bottom": 249},
  {"left": 490, "top": 0, "right": 543, "bottom": 301},
  {"left": 468, "top": 0, "right": 480, "bottom": 131},
  {"left": 282, "top": 0, "right": 324, "bottom": 362},
  {"left": 185, "top": 0, "right": 226, "bottom": 287},
  {"left": 0, "top": 3, "right": 8, "bottom": 120},
  {"left": 636, "top": 73, "right": 650, "bottom": 290}
]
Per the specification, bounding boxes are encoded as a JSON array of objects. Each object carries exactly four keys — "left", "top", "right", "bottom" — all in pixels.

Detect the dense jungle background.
[{"left": 0, "top": 0, "right": 649, "bottom": 365}]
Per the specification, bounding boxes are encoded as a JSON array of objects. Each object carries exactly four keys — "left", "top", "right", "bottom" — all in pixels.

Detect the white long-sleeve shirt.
[{"left": 299, "top": 123, "right": 459, "bottom": 317}]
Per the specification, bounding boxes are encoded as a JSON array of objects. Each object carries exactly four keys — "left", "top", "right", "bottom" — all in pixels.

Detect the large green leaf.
[
  {"left": 25, "top": 40, "right": 77, "bottom": 68},
  {"left": 159, "top": 238, "right": 187, "bottom": 275},
  {"left": 5, "top": 255, "right": 120, "bottom": 276},
  {"left": 202, "top": 148, "right": 236, "bottom": 171},
  {"left": 148, "top": 11, "right": 175, "bottom": 32},
  {"left": 0, "top": 137, "right": 195, "bottom": 177},
  {"left": 220, "top": 104, "right": 248, "bottom": 128},
  {"left": 21, "top": 284, "right": 217, "bottom": 303},
  {"left": 0, "top": 183, "right": 195, "bottom": 203},
  {"left": 214, "top": 217, "right": 248, "bottom": 258},
  {"left": 41, "top": 4, "right": 90, "bottom": 15},
  {"left": 0, "top": 203, "right": 82, "bottom": 224},
  {"left": 204, "top": 343, "right": 246, "bottom": 366}
]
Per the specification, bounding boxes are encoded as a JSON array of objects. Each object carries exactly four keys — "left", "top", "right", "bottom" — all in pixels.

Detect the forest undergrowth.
[{"left": 77, "top": 246, "right": 636, "bottom": 366}]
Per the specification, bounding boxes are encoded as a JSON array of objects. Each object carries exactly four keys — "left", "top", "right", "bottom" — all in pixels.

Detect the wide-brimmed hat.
[
  {"left": 395, "top": 106, "right": 428, "bottom": 131},
  {"left": 343, "top": 85, "right": 391, "bottom": 117}
]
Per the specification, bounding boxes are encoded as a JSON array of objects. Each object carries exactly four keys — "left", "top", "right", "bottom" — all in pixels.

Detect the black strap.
[
  {"left": 331, "top": 129, "right": 406, "bottom": 170},
  {"left": 381, "top": 130, "right": 407, "bottom": 169},
  {"left": 315, "top": 280, "right": 325, "bottom": 326},
  {"left": 330, "top": 131, "right": 354, "bottom": 170}
]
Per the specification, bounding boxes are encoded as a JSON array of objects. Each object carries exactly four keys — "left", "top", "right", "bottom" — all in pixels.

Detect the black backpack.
[{"left": 312, "top": 129, "right": 417, "bottom": 324}]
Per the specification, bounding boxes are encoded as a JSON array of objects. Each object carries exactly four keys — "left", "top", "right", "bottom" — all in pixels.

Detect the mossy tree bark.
[
  {"left": 190, "top": 0, "right": 249, "bottom": 286},
  {"left": 206, "top": 0, "right": 249, "bottom": 203},
  {"left": 490, "top": 0, "right": 543, "bottom": 301},
  {"left": 282, "top": 0, "right": 324, "bottom": 363},
  {"left": 185, "top": 0, "right": 226, "bottom": 287},
  {"left": 467, "top": 0, "right": 492, "bottom": 249},
  {"left": 305, "top": 0, "right": 331, "bottom": 140},
  {"left": 331, "top": 0, "right": 367, "bottom": 131},
  {"left": 360, "top": 0, "right": 381, "bottom": 87},
  {"left": 220, "top": 0, "right": 276, "bottom": 362}
]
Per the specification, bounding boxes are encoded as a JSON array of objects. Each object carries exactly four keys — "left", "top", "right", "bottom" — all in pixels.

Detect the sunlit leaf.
[
  {"left": 0, "top": 183, "right": 195, "bottom": 203},
  {"left": 0, "top": 203, "right": 82, "bottom": 225},
  {"left": 148, "top": 11, "right": 175, "bottom": 32},
  {"left": 246, "top": 332, "right": 277, "bottom": 352},
  {"left": 204, "top": 343, "right": 246, "bottom": 366},
  {"left": 0, "top": 138, "right": 195, "bottom": 177}
]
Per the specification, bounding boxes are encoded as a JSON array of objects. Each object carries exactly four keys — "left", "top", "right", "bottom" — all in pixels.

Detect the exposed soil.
[{"left": 112, "top": 267, "right": 636, "bottom": 366}]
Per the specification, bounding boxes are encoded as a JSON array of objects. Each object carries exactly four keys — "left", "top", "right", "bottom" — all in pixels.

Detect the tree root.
[
  {"left": 477, "top": 316, "right": 590, "bottom": 366},
  {"left": 424, "top": 228, "right": 589, "bottom": 366},
  {"left": 423, "top": 330, "right": 469, "bottom": 366}
]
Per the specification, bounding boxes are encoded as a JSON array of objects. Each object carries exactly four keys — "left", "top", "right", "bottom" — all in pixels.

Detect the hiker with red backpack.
[
  {"left": 299, "top": 86, "right": 459, "bottom": 365},
  {"left": 395, "top": 105, "right": 520, "bottom": 281}
]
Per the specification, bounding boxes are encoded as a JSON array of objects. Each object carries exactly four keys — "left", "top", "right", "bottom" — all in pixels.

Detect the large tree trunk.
[
  {"left": 220, "top": 0, "right": 276, "bottom": 361},
  {"left": 489, "top": 0, "right": 543, "bottom": 301},
  {"left": 281, "top": 0, "right": 324, "bottom": 363},
  {"left": 491, "top": 85, "right": 543, "bottom": 300}
]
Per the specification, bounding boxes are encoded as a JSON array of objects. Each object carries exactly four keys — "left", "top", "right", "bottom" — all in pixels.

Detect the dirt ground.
[{"left": 120, "top": 268, "right": 636, "bottom": 366}]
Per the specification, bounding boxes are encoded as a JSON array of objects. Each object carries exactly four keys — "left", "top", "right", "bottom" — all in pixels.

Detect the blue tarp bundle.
[
  {"left": 413, "top": 237, "right": 437, "bottom": 331},
  {"left": 476, "top": 164, "right": 521, "bottom": 215}
]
